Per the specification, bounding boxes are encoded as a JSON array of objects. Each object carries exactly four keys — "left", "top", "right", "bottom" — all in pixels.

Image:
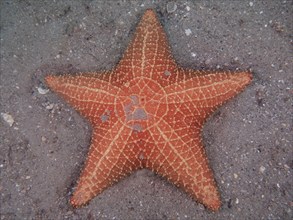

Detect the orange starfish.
[{"left": 45, "top": 9, "right": 252, "bottom": 211}]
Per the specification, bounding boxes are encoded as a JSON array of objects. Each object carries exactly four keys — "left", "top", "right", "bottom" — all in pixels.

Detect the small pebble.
[
  {"left": 191, "top": 52, "right": 197, "bottom": 57},
  {"left": 167, "top": 2, "right": 177, "bottom": 13},
  {"left": 259, "top": 166, "right": 266, "bottom": 173},
  {"left": 46, "top": 104, "right": 54, "bottom": 110},
  {"left": 66, "top": 211, "right": 73, "bottom": 215},
  {"left": 185, "top": 29, "right": 192, "bottom": 36},
  {"left": 41, "top": 136, "right": 47, "bottom": 142},
  {"left": 205, "top": 58, "right": 212, "bottom": 65},
  {"left": 1, "top": 113, "right": 14, "bottom": 126}
]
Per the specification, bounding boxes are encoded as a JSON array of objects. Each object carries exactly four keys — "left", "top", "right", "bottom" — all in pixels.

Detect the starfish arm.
[
  {"left": 45, "top": 74, "right": 120, "bottom": 124},
  {"left": 163, "top": 70, "right": 252, "bottom": 119},
  {"left": 114, "top": 10, "right": 178, "bottom": 81},
  {"left": 146, "top": 120, "right": 221, "bottom": 211},
  {"left": 70, "top": 122, "right": 141, "bottom": 207}
]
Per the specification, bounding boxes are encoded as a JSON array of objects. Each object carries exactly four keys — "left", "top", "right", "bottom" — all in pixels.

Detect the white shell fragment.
[{"left": 37, "top": 87, "right": 49, "bottom": 95}]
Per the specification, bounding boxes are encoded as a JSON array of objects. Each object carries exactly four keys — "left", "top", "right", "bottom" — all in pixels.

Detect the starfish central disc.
[{"left": 115, "top": 77, "right": 167, "bottom": 132}]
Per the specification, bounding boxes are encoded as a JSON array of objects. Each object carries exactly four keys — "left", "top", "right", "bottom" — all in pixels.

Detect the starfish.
[{"left": 45, "top": 9, "right": 252, "bottom": 211}]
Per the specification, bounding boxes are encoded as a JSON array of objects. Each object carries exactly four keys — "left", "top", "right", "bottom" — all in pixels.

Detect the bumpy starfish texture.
[{"left": 46, "top": 9, "right": 252, "bottom": 211}]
